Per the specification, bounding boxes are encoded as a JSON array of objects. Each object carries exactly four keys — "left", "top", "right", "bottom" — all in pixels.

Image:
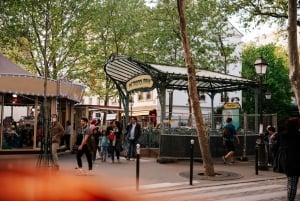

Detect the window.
[
  {"left": 198, "top": 91, "right": 206, "bottom": 101},
  {"left": 138, "top": 92, "right": 143, "bottom": 100},
  {"left": 146, "top": 91, "right": 152, "bottom": 100},
  {"left": 111, "top": 97, "right": 117, "bottom": 104}
]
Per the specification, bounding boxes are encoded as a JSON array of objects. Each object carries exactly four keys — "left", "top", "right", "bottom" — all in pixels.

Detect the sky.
[
  {"left": 229, "top": 17, "right": 279, "bottom": 42},
  {"left": 145, "top": 0, "right": 279, "bottom": 43}
]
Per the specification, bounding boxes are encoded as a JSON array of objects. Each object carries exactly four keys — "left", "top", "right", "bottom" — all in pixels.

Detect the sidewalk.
[{"left": 0, "top": 153, "right": 285, "bottom": 192}]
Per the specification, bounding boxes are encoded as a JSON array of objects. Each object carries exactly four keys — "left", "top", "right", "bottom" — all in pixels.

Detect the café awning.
[{"left": 0, "top": 54, "right": 84, "bottom": 102}]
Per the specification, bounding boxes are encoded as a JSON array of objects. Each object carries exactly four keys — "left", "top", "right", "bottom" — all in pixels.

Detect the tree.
[
  {"left": 221, "top": 0, "right": 290, "bottom": 28},
  {"left": 177, "top": 0, "right": 215, "bottom": 176},
  {"left": 241, "top": 44, "right": 294, "bottom": 124},
  {"left": 78, "top": 0, "right": 150, "bottom": 123},
  {"left": 0, "top": 0, "right": 94, "bottom": 79},
  {"left": 287, "top": 0, "right": 300, "bottom": 117},
  {"left": 221, "top": 0, "right": 300, "bottom": 115},
  {"left": 145, "top": 0, "right": 241, "bottom": 73}
]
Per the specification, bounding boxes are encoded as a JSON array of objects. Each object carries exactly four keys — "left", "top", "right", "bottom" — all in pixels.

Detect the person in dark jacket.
[
  {"left": 276, "top": 117, "right": 300, "bottom": 201},
  {"left": 110, "top": 120, "right": 122, "bottom": 163},
  {"left": 125, "top": 116, "right": 141, "bottom": 160},
  {"left": 50, "top": 114, "right": 65, "bottom": 170}
]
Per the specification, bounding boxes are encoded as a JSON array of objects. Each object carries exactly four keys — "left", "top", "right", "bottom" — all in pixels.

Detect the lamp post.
[
  {"left": 254, "top": 57, "right": 268, "bottom": 134},
  {"left": 264, "top": 91, "right": 272, "bottom": 114},
  {"left": 254, "top": 57, "right": 268, "bottom": 171},
  {"left": 167, "top": 89, "right": 173, "bottom": 128}
]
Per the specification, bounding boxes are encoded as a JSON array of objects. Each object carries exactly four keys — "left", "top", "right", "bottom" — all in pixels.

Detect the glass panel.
[{"left": 2, "top": 94, "right": 39, "bottom": 150}]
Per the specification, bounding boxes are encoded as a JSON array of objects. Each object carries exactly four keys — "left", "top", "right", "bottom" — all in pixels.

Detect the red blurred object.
[{"left": 1, "top": 164, "right": 145, "bottom": 201}]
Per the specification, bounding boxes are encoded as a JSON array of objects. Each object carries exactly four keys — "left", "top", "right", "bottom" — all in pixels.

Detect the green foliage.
[
  {"left": 221, "top": 0, "right": 296, "bottom": 31},
  {"left": 241, "top": 44, "right": 294, "bottom": 123},
  {"left": 143, "top": 0, "right": 240, "bottom": 73},
  {"left": 0, "top": 0, "right": 244, "bottom": 103},
  {"left": 0, "top": 0, "right": 94, "bottom": 79}
]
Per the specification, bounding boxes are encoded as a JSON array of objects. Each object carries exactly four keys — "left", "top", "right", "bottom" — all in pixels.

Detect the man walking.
[
  {"left": 50, "top": 114, "right": 65, "bottom": 170},
  {"left": 76, "top": 117, "right": 93, "bottom": 175},
  {"left": 222, "top": 117, "right": 240, "bottom": 164},
  {"left": 125, "top": 116, "right": 141, "bottom": 160}
]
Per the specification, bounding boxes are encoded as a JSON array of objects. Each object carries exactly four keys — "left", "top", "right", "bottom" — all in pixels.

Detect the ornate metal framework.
[{"left": 104, "top": 54, "right": 258, "bottom": 125}]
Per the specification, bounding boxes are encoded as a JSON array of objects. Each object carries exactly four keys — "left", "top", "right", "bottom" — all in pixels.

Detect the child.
[{"left": 99, "top": 131, "right": 109, "bottom": 162}]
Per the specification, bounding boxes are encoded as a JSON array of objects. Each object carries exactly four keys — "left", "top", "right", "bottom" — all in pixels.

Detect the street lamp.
[
  {"left": 265, "top": 91, "right": 272, "bottom": 100},
  {"left": 254, "top": 57, "right": 268, "bottom": 171},
  {"left": 167, "top": 89, "right": 174, "bottom": 128},
  {"left": 254, "top": 57, "right": 268, "bottom": 134}
]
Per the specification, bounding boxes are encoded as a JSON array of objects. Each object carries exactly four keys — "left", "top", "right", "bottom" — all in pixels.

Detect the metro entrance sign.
[
  {"left": 222, "top": 102, "right": 241, "bottom": 128},
  {"left": 223, "top": 102, "right": 241, "bottom": 109},
  {"left": 126, "top": 74, "right": 154, "bottom": 92}
]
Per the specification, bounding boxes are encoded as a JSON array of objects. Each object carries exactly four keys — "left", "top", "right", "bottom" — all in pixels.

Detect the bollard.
[
  {"left": 136, "top": 144, "right": 140, "bottom": 191},
  {"left": 256, "top": 136, "right": 268, "bottom": 171},
  {"left": 255, "top": 144, "right": 258, "bottom": 175},
  {"left": 190, "top": 139, "right": 194, "bottom": 185}
]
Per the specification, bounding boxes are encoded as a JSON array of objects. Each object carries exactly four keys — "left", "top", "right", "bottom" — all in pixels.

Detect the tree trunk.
[
  {"left": 177, "top": 0, "right": 215, "bottom": 176},
  {"left": 288, "top": 0, "right": 300, "bottom": 115}
]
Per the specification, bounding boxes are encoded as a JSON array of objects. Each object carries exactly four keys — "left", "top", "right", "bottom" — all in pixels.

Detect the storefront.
[{"left": 0, "top": 54, "right": 84, "bottom": 152}]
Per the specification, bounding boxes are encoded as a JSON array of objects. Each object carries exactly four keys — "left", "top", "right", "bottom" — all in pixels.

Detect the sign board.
[
  {"left": 223, "top": 102, "right": 241, "bottom": 109},
  {"left": 126, "top": 75, "right": 153, "bottom": 92},
  {"left": 222, "top": 102, "right": 241, "bottom": 128}
]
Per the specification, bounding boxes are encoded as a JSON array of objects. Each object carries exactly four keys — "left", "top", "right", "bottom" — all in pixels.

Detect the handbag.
[{"left": 273, "top": 146, "right": 287, "bottom": 173}]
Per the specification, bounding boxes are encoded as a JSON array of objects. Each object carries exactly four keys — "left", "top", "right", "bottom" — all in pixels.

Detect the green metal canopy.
[
  {"left": 104, "top": 54, "right": 258, "bottom": 93},
  {"left": 104, "top": 54, "right": 258, "bottom": 127}
]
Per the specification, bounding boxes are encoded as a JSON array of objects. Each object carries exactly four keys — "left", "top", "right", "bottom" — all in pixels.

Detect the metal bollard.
[
  {"left": 255, "top": 144, "right": 258, "bottom": 175},
  {"left": 136, "top": 144, "right": 140, "bottom": 191},
  {"left": 190, "top": 139, "right": 194, "bottom": 185},
  {"left": 256, "top": 136, "right": 268, "bottom": 171}
]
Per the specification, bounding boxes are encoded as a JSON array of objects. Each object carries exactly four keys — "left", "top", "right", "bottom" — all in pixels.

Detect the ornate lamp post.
[
  {"left": 167, "top": 89, "right": 174, "bottom": 128},
  {"left": 254, "top": 57, "right": 268, "bottom": 171},
  {"left": 254, "top": 57, "right": 268, "bottom": 134}
]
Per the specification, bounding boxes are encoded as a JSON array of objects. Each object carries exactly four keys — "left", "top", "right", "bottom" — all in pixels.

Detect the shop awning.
[{"left": 0, "top": 54, "right": 84, "bottom": 102}]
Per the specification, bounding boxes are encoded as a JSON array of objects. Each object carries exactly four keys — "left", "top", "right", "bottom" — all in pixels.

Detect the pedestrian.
[
  {"left": 90, "top": 119, "right": 97, "bottom": 131},
  {"left": 99, "top": 130, "right": 109, "bottom": 162},
  {"left": 110, "top": 120, "right": 122, "bottom": 163},
  {"left": 91, "top": 127, "right": 99, "bottom": 162},
  {"left": 94, "top": 127, "right": 101, "bottom": 160},
  {"left": 76, "top": 117, "right": 93, "bottom": 175},
  {"left": 267, "top": 126, "right": 278, "bottom": 166},
  {"left": 64, "top": 120, "right": 71, "bottom": 151},
  {"left": 275, "top": 117, "right": 300, "bottom": 201},
  {"left": 222, "top": 117, "right": 240, "bottom": 164},
  {"left": 50, "top": 114, "right": 65, "bottom": 170},
  {"left": 125, "top": 116, "right": 141, "bottom": 160},
  {"left": 106, "top": 121, "right": 114, "bottom": 158}
]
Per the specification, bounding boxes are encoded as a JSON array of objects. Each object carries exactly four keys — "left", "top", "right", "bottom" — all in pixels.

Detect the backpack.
[
  {"left": 108, "top": 132, "right": 115, "bottom": 141},
  {"left": 222, "top": 127, "right": 231, "bottom": 139}
]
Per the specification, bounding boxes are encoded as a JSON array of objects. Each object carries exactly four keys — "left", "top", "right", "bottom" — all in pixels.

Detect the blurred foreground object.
[{"left": 1, "top": 163, "right": 144, "bottom": 201}]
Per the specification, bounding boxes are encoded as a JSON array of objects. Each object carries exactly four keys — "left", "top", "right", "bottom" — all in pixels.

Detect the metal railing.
[{"left": 137, "top": 113, "right": 277, "bottom": 148}]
